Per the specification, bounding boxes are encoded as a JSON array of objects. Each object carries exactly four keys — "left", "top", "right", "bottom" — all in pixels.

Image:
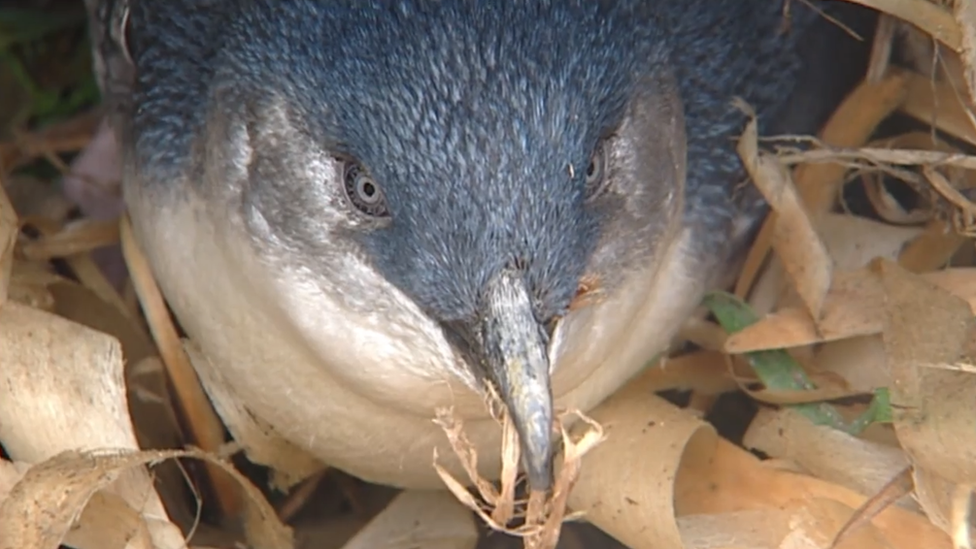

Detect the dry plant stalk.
[
  {"left": 0, "top": 111, "right": 101, "bottom": 172},
  {"left": 16, "top": 213, "right": 133, "bottom": 319},
  {"left": 64, "top": 249, "right": 134, "bottom": 319},
  {"left": 866, "top": 13, "right": 898, "bottom": 82},
  {"left": 433, "top": 399, "right": 603, "bottom": 549},
  {"left": 829, "top": 467, "right": 916, "bottom": 549},
  {"left": 922, "top": 166, "right": 976, "bottom": 235},
  {"left": 119, "top": 214, "right": 242, "bottom": 516},
  {"left": 777, "top": 145, "right": 976, "bottom": 169},
  {"left": 1, "top": 181, "right": 194, "bottom": 549},
  {"left": 18, "top": 218, "right": 119, "bottom": 261},
  {"left": 692, "top": 7, "right": 976, "bottom": 540},
  {"left": 858, "top": 132, "right": 968, "bottom": 272}
]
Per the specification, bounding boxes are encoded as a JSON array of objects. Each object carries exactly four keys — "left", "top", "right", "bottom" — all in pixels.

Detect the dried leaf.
[
  {"left": 900, "top": 68, "right": 976, "bottom": 148},
  {"left": 877, "top": 260, "right": 976, "bottom": 484},
  {"left": 678, "top": 509, "right": 792, "bottom": 549},
  {"left": 648, "top": 351, "right": 737, "bottom": 396},
  {"left": 816, "top": 336, "right": 890, "bottom": 395},
  {"left": 899, "top": 220, "right": 968, "bottom": 274},
  {"left": 0, "top": 461, "right": 29, "bottom": 501},
  {"left": 339, "top": 490, "right": 477, "bottom": 549},
  {"left": 735, "top": 71, "right": 908, "bottom": 298},
  {"left": 0, "top": 450, "right": 180, "bottom": 549},
  {"left": 725, "top": 268, "right": 976, "bottom": 353},
  {"left": 0, "top": 448, "right": 293, "bottom": 549},
  {"left": 0, "top": 301, "right": 165, "bottom": 502},
  {"left": 674, "top": 437, "right": 950, "bottom": 549},
  {"left": 845, "top": 0, "right": 961, "bottom": 51},
  {"left": 63, "top": 490, "right": 158, "bottom": 549},
  {"left": 744, "top": 409, "right": 913, "bottom": 509},
  {"left": 567, "top": 370, "right": 718, "bottom": 549},
  {"left": 955, "top": 0, "right": 976, "bottom": 109},
  {"left": 737, "top": 113, "right": 832, "bottom": 320},
  {"left": 706, "top": 292, "right": 869, "bottom": 433},
  {"left": 818, "top": 214, "right": 923, "bottom": 273},
  {"left": 914, "top": 467, "right": 966, "bottom": 538}
]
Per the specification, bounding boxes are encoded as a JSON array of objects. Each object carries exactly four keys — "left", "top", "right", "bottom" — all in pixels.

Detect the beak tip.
[
  {"left": 523, "top": 439, "right": 554, "bottom": 492},
  {"left": 514, "top": 399, "right": 555, "bottom": 493}
]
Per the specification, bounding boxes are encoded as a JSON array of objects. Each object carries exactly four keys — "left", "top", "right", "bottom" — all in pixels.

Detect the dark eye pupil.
[
  {"left": 587, "top": 160, "right": 597, "bottom": 177},
  {"left": 361, "top": 181, "right": 375, "bottom": 197}
]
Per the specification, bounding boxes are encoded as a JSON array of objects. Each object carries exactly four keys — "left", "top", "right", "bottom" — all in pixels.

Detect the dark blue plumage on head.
[
  {"left": 125, "top": 0, "right": 868, "bottom": 327},
  {"left": 230, "top": 1, "right": 673, "bottom": 325}
]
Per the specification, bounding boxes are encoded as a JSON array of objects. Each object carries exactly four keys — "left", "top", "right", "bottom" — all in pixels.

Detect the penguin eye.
[
  {"left": 342, "top": 160, "right": 389, "bottom": 218},
  {"left": 583, "top": 140, "right": 611, "bottom": 200}
]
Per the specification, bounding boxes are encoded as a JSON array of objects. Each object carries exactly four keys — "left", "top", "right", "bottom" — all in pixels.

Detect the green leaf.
[{"left": 703, "top": 291, "right": 892, "bottom": 435}]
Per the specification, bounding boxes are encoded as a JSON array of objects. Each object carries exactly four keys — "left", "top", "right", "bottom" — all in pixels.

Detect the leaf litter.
[{"left": 3, "top": 1, "right": 976, "bottom": 548}]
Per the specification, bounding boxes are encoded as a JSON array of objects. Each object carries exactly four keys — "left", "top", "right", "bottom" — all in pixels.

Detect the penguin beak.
[{"left": 444, "top": 268, "right": 555, "bottom": 492}]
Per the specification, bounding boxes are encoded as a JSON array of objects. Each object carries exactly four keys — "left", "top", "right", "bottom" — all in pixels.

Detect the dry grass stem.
[{"left": 120, "top": 214, "right": 241, "bottom": 516}]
